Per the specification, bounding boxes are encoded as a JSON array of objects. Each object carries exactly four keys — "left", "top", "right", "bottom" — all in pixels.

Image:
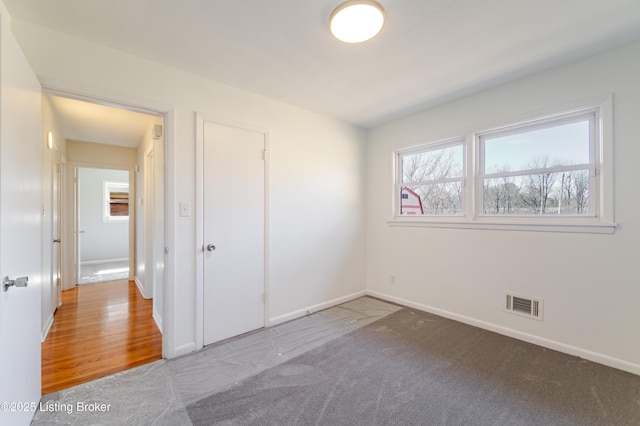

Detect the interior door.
[
  {"left": 0, "top": 13, "right": 43, "bottom": 425},
  {"left": 203, "top": 121, "right": 265, "bottom": 345}
]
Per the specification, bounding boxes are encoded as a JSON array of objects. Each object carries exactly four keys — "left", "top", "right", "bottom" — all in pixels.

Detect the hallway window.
[{"left": 104, "top": 181, "right": 129, "bottom": 221}]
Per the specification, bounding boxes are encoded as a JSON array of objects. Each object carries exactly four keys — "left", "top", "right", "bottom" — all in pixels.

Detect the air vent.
[{"left": 505, "top": 293, "right": 543, "bottom": 320}]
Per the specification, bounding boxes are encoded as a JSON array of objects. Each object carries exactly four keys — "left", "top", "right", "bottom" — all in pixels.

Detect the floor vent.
[{"left": 505, "top": 293, "right": 543, "bottom": 320}]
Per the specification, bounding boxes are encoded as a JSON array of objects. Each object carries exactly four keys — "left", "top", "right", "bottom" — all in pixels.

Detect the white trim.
[
  {"left": 153, "top": 308, "right": 163, "bottom": 334},
  {"left": 41, "top": 314, "right": 54, "bottom": 342},
  {"left": 173, "top": 342, "right": 196, "bottom": 358},
  {"left": 143, "top": 143, "right": 155, "bottom": 301},
  {"left": 264, "top": 131, "right": 271, "bottom": 327},
  {"left": 482, "top": 163, "right": 591, "bottom": 180},
  {"left": 195, "top": 113, "right": 270, "bottom": 351},
  {"left": 367, "top": 290, "right": 640, "bottom": 376},
  {"left": 269, "top": 290, "right": 368, "bottom": 326},
  {"left": 195, "top": 115, "right": 204, "bottom": 350},
  {"left": 134, "top": 276, "right": 148, "bottom": 299},
  {"left": 388, "top": 217, "right": 617, "bottom": 234},
  {"left": 80, "top": 257, "right": 128, "bottom": 266}
]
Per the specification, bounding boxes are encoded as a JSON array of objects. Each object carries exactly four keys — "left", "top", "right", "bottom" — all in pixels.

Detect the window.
[
  {"left": 104, "top": 181, "right": 129, "bottom": 221},
  {"left": 479, "top": 113, "right": 594, "bottom": 216},
  {"left": 391, "top": 96, "right": 615, "bottom": 233},
  {"left": 397, "top": 140, "right": 465, "bottom": 216}
]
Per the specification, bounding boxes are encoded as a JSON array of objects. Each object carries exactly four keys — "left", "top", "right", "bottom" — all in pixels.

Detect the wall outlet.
[{"left": 390, "top": 274, "right": 397, "bottom": 285}]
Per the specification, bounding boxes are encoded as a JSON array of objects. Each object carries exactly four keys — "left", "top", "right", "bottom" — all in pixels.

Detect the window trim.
[{"left": 389, "top": 95, "right": 616, "bottom": 234}]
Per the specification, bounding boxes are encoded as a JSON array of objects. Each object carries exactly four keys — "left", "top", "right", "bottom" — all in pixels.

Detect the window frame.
[
  {"left": 389, "top": 95, "right": 615, "bottom": 234},
  {"left": 477, "top": 110, "right": 597, "bottom": 219},
  {"left": 395, "top": 137, "right": 467, "bottom": 217}
]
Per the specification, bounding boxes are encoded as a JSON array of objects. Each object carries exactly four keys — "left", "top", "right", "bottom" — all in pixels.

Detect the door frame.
[
  {"left": 72, "top": 164, "right": 134, "bottom": 286},
  {"left": 42, "top": 84, "right": 178, "bottom": 358},
  {"left": 144, "top": 144, "right": 155, "bottom": 299},
  {"left": 195, "top": 113, "right": 271, "bottom": 350}
]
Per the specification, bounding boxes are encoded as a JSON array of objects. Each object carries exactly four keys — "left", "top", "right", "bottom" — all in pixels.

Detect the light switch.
[{"left": 179, "top": 202, "right": 191, "bottom": 217}]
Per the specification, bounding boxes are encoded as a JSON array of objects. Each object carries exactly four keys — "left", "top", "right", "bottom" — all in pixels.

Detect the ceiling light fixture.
[{"left": 330, "top": 0, "right": 385, "bottom": 44}]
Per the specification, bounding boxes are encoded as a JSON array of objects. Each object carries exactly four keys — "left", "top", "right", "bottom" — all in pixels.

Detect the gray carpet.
[{"left": 187, "top": 308, "right": 640, "bottom": 425}]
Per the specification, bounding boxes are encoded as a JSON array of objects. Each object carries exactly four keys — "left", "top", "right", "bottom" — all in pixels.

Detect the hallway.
[{"left": 41, "top": 280, "right": 162, "bottom": 395}]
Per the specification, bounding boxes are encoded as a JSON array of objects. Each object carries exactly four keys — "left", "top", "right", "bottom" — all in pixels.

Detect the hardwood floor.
[{"left": 41, "top": 280, "right": 162, "bottom": 395}]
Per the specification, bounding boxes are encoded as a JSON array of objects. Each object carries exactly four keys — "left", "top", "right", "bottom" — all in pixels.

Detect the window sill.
[{"left": 387, "top": 217, "right": 617, "bottom": 234}]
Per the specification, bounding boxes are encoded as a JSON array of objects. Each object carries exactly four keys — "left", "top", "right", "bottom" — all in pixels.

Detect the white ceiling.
[
  {"left": 7, "top": 0, "right": 640, "bottom": 130},
  {"left": 46, "top": 95, "right": 161, "bottom": 149}
]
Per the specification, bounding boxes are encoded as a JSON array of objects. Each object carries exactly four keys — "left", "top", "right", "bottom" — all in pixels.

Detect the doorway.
[
  {"left": 41, "top": 92, "right": 167, "bottom": 392},
  {"left": 76, "top": 167, "right": 130, "bottom": 285}
]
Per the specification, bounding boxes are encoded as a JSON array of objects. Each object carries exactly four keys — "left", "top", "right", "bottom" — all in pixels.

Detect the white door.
[
  {"left": 203, "top": 121, "right": 265, "bottom": 345},
  {"left": 0, "top": 13, "right": 43, "bottom": 426}
]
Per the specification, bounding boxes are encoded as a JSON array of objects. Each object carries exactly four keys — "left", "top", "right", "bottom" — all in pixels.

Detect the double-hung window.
[
  {"left": 397, "top": 139, "right": 465, "bottom": 216},
  {"left": 479, "top": 111, "right": 594, "bottom": 217},
  {"left": 392, "top": 96, "right": 614, "bottom": 233}
]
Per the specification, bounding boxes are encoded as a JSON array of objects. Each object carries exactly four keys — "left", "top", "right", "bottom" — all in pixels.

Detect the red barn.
[{"left": 401, "top": 187, "right": 424, "bottom": 215}]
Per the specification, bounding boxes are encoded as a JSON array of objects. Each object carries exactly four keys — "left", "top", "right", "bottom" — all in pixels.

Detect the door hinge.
[
  {"left": 262, "top": 293, "right": 267, "bottom": 303},
  {"left": 164, "top": 247, "right": 169, "bottom": 255}
]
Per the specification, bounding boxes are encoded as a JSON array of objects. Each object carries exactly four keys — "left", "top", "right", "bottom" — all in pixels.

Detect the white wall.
[
  {"left": 366, "top": 41, "right": 640, "bottom": 374},
  {"left": 78, "top": 167, "right": 128, "bottom": 262},
  {"left": 41, "top": 94, "right": 66, "bottom": 339},
  {"left": 11, "top": 20, "right": 367, "bottom": 357}
]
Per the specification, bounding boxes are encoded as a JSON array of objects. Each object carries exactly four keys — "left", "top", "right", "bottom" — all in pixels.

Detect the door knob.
[
  {"left": 53, "top": 239, "right": 61, "bottom": 243},
  {"left": 3, "top": 276, "right": 28, "bottom": 292},
  {"left": 206, "top": 244, "right": 216, "bottom": 252}
]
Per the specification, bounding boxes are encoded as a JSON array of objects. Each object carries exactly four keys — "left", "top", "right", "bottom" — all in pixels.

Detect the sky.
[{"left": 483, "top": 119, "right": 590, "bottom": 174}]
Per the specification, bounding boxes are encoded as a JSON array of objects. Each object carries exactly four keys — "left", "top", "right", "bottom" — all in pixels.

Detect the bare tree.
[
  {"left": 523, "top": 157, "right": 557, "bottom": 214},
  {"left": 483, "top": 174, "right": 518, "bottom": 214},
  {"left": 572, "top": 170, "right": 589, "bottom": 214}
]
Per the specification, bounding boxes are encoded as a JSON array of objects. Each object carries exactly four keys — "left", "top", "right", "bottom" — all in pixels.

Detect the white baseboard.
[
  {"left": 367, "top": 290, "right": 640, "bottom": 377},
  {"left": 153, "top": 308, "right": 163, "bottom": 334},
  {"left": 269, "top": 290, "right": 368, "bottom": 327},
  {"left": 173, "top": 342, "right": 196, "bottom": 358},
  {"left": 80, "top": 258, "right": 128, "bottom": 266},
  {"left": 41, "top": 314, "right": 54, "bottom": 342},
  {"left": 134, "top": 276, "right": 150, "bottom": 299}
]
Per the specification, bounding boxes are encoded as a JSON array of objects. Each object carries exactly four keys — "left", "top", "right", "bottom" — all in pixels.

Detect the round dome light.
[{"left": 330, "top": 1, "right": 385, "bottom": 43}]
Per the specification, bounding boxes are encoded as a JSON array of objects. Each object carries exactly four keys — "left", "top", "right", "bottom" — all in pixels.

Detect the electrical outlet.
[{"left": 390, "top": 274, "right": 397, "bottom": 285}]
